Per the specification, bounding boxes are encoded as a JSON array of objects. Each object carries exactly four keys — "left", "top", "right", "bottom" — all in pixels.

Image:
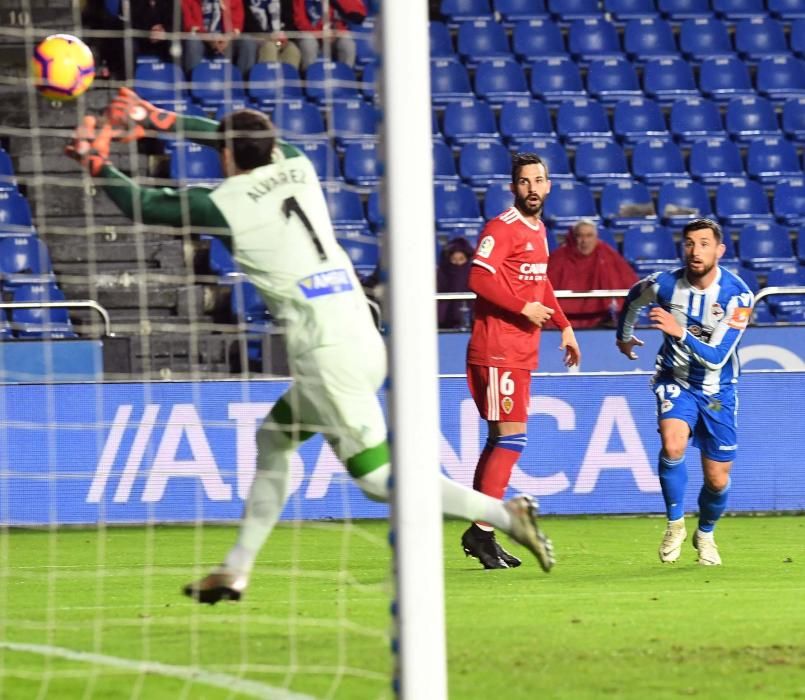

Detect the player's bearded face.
[
  {"left": 512, "top": 163, "right": 551, "bottom": 218},
  {"left": 683, "top": 229, "right": 724, "bottom": 279}
]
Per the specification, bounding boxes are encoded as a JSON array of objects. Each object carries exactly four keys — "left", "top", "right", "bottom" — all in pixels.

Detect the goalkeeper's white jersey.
[{"left": 210, "top": 147, "right": 378, "bottom": 357}]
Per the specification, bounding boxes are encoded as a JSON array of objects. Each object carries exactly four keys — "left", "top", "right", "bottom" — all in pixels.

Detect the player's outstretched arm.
[
  {"left": 65, "top": 115, "right": 228, "bottom": 230},
  {"left": 616, "top": 274, "right": 659, "bottom": 355},
  {"left": 105, "top": 87, "right": 220, "bottom": 147}
]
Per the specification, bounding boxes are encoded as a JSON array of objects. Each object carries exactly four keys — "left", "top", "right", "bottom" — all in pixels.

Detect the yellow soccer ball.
[{"left": 32, "top": 34, "right": 95, "bottom": 101}]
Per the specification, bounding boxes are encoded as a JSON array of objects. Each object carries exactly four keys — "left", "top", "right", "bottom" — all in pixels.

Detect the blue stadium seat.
[
  {"left": 433, "top": 141, "right": 460, "bottom": 183},
  {"left": 792, "top": 19, "right": 805, "bottom": 59},
  {"left": 555, "top": 98, "right": 613, "bottom": 144},
  {"left": 688, "top": 138, "right": 745, "bottom": 185},
  {"left": 10, "top": 284, "right": 76, "bottom": 338},
  {"left": 343, "top": 141, "right": 380, "bottom": 188},
  {"left": 613, "top": 98, "right": 670, "bottom": 145},
  {"left": 351, "top": 24, "right": 377, "bottom": 67},
  {"left": 547, "top": 0, "right": 601, "bottom": 23},
  {"left": 0, "top": 191, "right": 33, "bottom": 234},
  {"left": 604, "top": 0, "right": 657, "bottom": 23},
  {"left": 715, "top": 180, "right": 774, "bottom": 227},
  {"left": 483, "top": 182, "right": 515, "bottom": 219},
  {"left": 499, "top": 99, "right": 554, "bottom": 146},
  {"left": 698, "top": 56, "right": 755, "bottom": 103},
  {"left": 567, "top": 18, "right": 622, "bottom": 65},
  {"left": 0, "top": 150, "right": 15, "bottom": 191},
  {"left": 305, "top": 60, "right": 360, "bottom": 104},
  {"left": 298, "top": 141, "right": 343, "bottom": 182},
  {"left": 542, "top": 180, "right": 598, "bottom": 228},
  {"left": 367, "top": 189, "right": 383, "bottom": 231},
  {"left": 657, "top": 179, "right": 714, "bottom": 225},
  {"left": 459, "top": 141, "right": 512, "bottom": 188},
  {"left": 643, "top": 57, "right": 699, "bottom": 105},
  {"left": 799, "top": 227, "right": 805, "bottom": 263},
  {"left": 247, "top": 62, "right": 303, "bottom": 107},
  {"left": 204, "top": 235, "right": 239, "bottom": 278},
  {"left": 272, "top": 100, "right": 326, "bottom": 140},
  {"left": 679, "top": 18, "right": 734, "bottom": 63},
  {"left": 599, "top": 180, "right": 657, "bottom": 230},
  {"left": 434, "top": 182, "right": 485, "bottom": 231},
  {"left": 474, "top": 57, "right": 529, "bottom": 105},
  {"left": 769, "top": 0, "right": 805, "bottom": 19},
  {"left": 361, "top": 61, "right": 378, "bottom": 102},
  {"left": 756, "top": 56, "right": 805, "bottom": 104},
  {"left": 738, "top": 223, "right": 797, "bottom": 270},
  {"left": 494, "top": 0, "right": 548, "bottom": 24},
  {"left": 725, "top": 96, "right": 781, "bottom": 146},
  {"left": 323, "top": 183, "right": 367, "bottom": 231},
  {"left": 514, "top": 138, "right": 573, "bottom": 179},
  {"left": 339, "top": 235, "right": 380, "bottom": 276},
  {"left": 134, "top": 60, "right": 186, "bottom": 105},
  {"left": 441, "top": 0, "right": 493, "bottom": 25},
  {"left": 331, "top": 99, "right": 379, "bottom": 148},
  {"left": 457, "top": 19, "right": 511, "bottom": 66},
  {"left": 586, "top": 58, "right": 642, "bottom": 105},
  {"left": 0, "top": 236, "right": 55, "bottom": 287},
  {"left": 658, "top": 0, "right": 711, "bottom": 22},
  {"left": 765, "top": 265, "right": 805, "bottom": 319},
  {"left": 624, "top": 18, "right": 678, "bottom": 63},
  {"left": 190, "top": 59, "right": 245, "bottom": 106},
  {"left": 595, "top": 225, "right": 620, "bottom": 250},
  {"left": 430, "top": 58, "right": 474, "bottom": 106},
  {"left": 512, "top": 18, "right": 566, "bottom": 60},
  {"left": 773, "top": 178, "right": 805, "bottom": 226},
  {"left": 712, "top": 0, "right": 766, "bottom": 20},
  {"left": 734, "top": 17, "right": 789, "bottom": 64},
  {"left": 442, "top": 98, "right": 499, "bottom": 146},
  {"left": 429, "top": 21, "right": 456, "bottom": 58},
  {"left": 631, "top": 140, "right": 688, "bottom": 186},
  {"left": 230, "top": 279, "right": 271, "bottom": 327},
  {"left": 746, "top": 137, "right": 802, "bottom": 184},
  {"left": 528, "top": 57, "right": 585, "bottom": 104},
  {"left": 573, "top": 140, "right": 630, "bottom": 185},
  {"left": 0, "top": 308, "right": 12, "bottom": 339},
  {"left": 168, "top": 142, "right": 223, "bottom": 186},
  {"left": 622, "top": 224, "right": 679, "bottom": 275},
  {"left": 669, "top": 98, "right": 725, "bottom": 145},
  {"left": 214, "top": 98, "right": 259, "bottom": 122}
]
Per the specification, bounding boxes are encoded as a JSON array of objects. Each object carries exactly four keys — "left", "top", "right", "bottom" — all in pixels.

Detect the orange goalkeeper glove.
[
  {"left": 64, "top": 115, "right": 116, "bottom": 176},
  {"left": 105, "top": 87, "right": 177, "bottom": 143}
]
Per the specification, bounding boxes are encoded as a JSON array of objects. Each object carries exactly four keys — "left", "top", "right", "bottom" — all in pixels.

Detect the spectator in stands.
[
  {"left": 437, "top": 236, "right": 475, "bottom": 330},
  {"left": 131, "top": 0, "right": 176, "bottom": 62},
  {"left": 242, "top": 0, "right": 302, "bottom": 70},
  {"left": 290, "top": 0, "right": 367, "bottom": 69},
  {"left": 547, "top": 218, "right": 638, "bottom": 329},
  {"left": 81, "top": 0, "right": 126, "bottom": 79},
  {"left": 181, "top": 0, "right": 258, "bottom": 77}
]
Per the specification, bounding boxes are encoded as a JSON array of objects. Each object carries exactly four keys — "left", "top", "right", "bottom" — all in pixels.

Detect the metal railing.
[{"left": 0, "top": 300, "right": 113, "bottom": 337}]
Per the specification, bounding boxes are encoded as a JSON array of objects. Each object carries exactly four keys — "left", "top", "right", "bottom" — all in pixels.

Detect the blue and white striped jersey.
[{"left": 617, "top": 266, "right": 754, "bottom": 395}]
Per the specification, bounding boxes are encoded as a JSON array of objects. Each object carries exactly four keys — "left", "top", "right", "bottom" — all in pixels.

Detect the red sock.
[
  {"left": 472, "top": 441, "right": 494, "bottom": 491},
  {"left": 477, "top": 446, "right": 520, "bottom": 500}
]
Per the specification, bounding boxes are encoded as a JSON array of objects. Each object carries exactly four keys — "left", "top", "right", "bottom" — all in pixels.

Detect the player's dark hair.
[
  {"left": 216, "top": 109, "right": 275, "bottom": 171},
  {"left": 511, "top": 152, "right": 548, "bottom": 183},
  {"left": 682, "top": 217, "right": 723, "bottom": 243}
]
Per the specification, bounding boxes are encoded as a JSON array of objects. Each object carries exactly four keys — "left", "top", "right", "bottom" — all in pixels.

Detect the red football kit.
[{"left": 466, "top": 207, "right": 569, "bottom": 423}]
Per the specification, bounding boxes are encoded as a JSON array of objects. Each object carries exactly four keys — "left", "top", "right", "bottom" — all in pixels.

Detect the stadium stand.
[
  {"left": 738, "top": 223, "right": 798, "bottom": 270},
  {"left": 669, "top": 98, "right": 725, "bottom": 145},
  {"left": 622, "top": 223, "right": 679, "bottom": 275},
  {"left": 613, "top": 98, "right": 670, "bottom": 144},
  {"left": 773, "top": 179, "right": 805, "bottom": 226},
  {"left": 512, "top": 18, "right": 566, "bottom": 60}
]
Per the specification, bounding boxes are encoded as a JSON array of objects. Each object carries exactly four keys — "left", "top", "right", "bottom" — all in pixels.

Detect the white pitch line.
[{"left": 0, "top": 641, "right": 316, "bottom": 700}]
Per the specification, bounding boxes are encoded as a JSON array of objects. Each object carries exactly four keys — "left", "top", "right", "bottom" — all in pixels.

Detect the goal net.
[{"left": 0, "top": 1, "right": 440, "bottom": 698}]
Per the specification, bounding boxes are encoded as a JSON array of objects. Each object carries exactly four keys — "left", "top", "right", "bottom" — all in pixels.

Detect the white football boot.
[
  {"left": 658, "top": 518, "right": 687, "bottom": 563},
  {"left": 692, "top": 529, "right": 722, "bottom": 566}
]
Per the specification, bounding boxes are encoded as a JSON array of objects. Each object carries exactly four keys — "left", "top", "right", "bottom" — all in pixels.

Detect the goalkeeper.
[{"left": 66, "top": 89, "right": 556, "bottom": 603}]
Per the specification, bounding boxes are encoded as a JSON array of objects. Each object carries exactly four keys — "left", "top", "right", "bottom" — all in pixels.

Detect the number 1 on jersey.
[{"left": 282, "top": 196, "right": 327, "bottom": 261}]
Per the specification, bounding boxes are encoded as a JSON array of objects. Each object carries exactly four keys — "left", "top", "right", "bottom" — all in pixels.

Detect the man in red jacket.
[
  {"left": 290, "top": 0, "right": 366, "bottom": 68},
  {"left": 463, "top": 152, "right": 581, "bottom": 569},
  {"left": 182, "top": 0, "right": 257, "bottom": 77}
]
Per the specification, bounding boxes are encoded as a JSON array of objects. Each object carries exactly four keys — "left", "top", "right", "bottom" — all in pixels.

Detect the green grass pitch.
[{"left": 2, "top": 516, "right": 804, "bottom": 699}]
